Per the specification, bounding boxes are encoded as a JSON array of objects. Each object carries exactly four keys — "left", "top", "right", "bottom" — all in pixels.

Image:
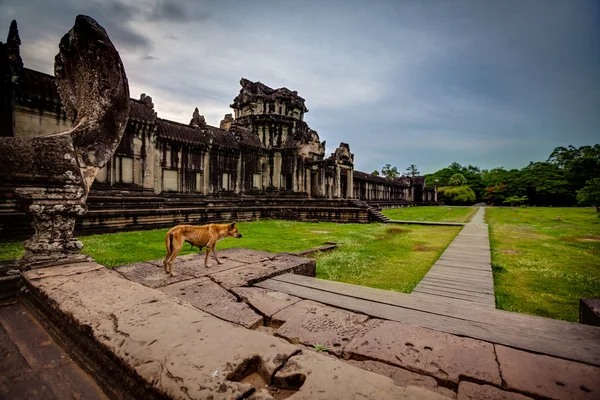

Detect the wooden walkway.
[
  {"left": 257, "top": 273, "right": 600, "bottom": 366},
  {"left": 256, "top": 207, "right": 600, "bottom": 366},
  {"left": 412, "top": 207, "right": 496, "bottom": 307}
]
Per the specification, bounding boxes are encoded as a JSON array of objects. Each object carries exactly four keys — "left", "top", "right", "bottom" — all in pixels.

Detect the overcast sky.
[{"left": 2, "top": 0, "right": 599, "bottom": 174}]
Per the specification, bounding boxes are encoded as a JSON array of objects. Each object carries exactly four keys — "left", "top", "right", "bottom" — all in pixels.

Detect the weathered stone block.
[
  {"left": 209, "top": 254, "right": 315, "bottom": 289},
  {"left": 271, "top": 300, "right": 369, "bottom": 356},
  {"left": 347, "top": 359, "right": 456, "bottom": 398},
  {"left": 579, "top": 298, "right": 600, "bottom": 327},
  {"left": 231, "top": 287, "right": 302, "bottom": 318},
  {"left": 114, "top": 262, "right": 194, "bottom": 288},
  {"left": 344, "top": 319, "right": 501, "bottom": 386},
  {"left": 159, "top": 278, "right": 263, "bottom": 329},
  {"left": 273, "top": 351, "right": 446, "bottom": 399},
  {"left": 457, "top": 382, "right": 532, "bottom": 400},
  {"left": 495, "top": 345, "right": 600, "bottom": 400}
]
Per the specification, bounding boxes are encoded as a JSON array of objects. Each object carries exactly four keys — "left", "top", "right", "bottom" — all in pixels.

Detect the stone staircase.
[{"left": 351, "top": 200, "right": 391, "bottom": 223}]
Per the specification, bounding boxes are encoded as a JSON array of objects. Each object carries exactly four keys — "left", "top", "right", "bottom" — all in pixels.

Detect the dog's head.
[{"left": 229, "top": 222, "right": 242, "bottom": 238}]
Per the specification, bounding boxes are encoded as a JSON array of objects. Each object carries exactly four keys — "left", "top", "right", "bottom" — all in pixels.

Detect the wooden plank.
[
  {"left": 438, "top": 257, "right": 491, "bottom": 264},
  {"left": 415, "top": 282, "right": 494, "bottom": 297},
  {"left": 423, "top": 272, "right": 494, "bottom": 288},
  {"left": 440, "top": 250, "right": 491, "bottom": 258},
  {"left": 420, "top": 278, "right": 494, "bottom": 293},
  {"left": 423, "top": 273, "right": 493, "bottom": 285},
  {"left": 256, "top": 277, "right": 600, "bottom": 366},
  {"left": 413, "top": 283, "right": 494, "bottom": 298},
  {"left": 433, "top": 260, "right": 492, "bottom": 271},
  {"left": 448, "top": 242, "right": 490, "bottom": 248},
  {"left": 271, "top": 274, "right": 595, "bottom": 334},
  {"left": 413, "top": 287, "right": 495, "bottom": 304},
  {"left": 410, "top": 292, "right": 495, "bottom": 308},
  {"left": 429, "top": 266, "right": 493, "bottom": 277},
  {"left": 411, "top": 291, "right": 495, "bottom": 308},
  {"left": 416, "top": 280, "right": 494, "bottom": 295}
]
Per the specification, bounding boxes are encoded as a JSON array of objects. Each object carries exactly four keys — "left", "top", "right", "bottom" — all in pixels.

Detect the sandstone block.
[
  {"left": 159, "top": 278, "right": 263, "bottom": 329},
  {"left": 231, "top": 287, "right": 302, "bottom": 318},
  {"left": 273, "top": 351, "right": 446, "bottom": 399},
  {"left": 209, "top": 254, "right": 315, "bottom": 289},
  {"left": 347, "top": 359, "right": 456, "bottom": 398},
  {"left": 272, "top": 300, "right": 369, "bottom": 356},
  {"left": 457, "top": 382, "right": 532, "bottom": 400},
  {"left": 344, "top": 319, "right": 501, "bottom": 386},
  {"left": 495, "top": 345, "right": 600, "bottom": 399}
]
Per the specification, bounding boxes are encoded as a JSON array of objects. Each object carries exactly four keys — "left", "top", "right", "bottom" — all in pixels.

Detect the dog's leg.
[
  {"left": 166, "top": 235, "right": 183, "bottom": 277},
  {"left": 212, "top": 244, "right": 222, "bottom": 265},
  {"left": 204, "top": 247, "right": 211, "bottom": 268}
]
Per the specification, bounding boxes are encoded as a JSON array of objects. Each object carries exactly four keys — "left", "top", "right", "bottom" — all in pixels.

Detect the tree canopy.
[{"left": 425, "top": 144, "right": 599, "bottom": 207}]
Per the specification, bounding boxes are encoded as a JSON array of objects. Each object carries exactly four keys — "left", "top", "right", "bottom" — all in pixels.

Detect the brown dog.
[{"left": 163, "top": 222, "right": 242, "bottom": 276}]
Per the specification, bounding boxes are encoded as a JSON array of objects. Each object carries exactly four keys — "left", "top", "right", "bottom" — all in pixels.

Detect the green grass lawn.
[
  {"left": 382, "top": 206, "right": 476, "bottom": 223},
  {"left": 0, "top": 220, "right": 460, "bottom": 293},
  {"left": 487, "top": 207, "right": 600, "bottom": 322}
]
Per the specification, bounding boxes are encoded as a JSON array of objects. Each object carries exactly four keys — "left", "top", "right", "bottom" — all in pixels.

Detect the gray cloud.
[{"left": 2, "top": 0, "right": 598, "bottom": 174}]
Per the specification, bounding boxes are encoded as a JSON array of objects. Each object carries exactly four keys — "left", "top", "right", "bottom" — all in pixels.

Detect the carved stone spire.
[
  {"left": 139, "top": 93, "right": 154, "bottom": 109},
  {"left": 190, "top": 107, "right": 206, "bottom": 129},
  {"left": 6, "top": 20, "right": 23, "bottom": 81},
  {"left": 219, "top": 113, "right": 233, "bottom": 131}
]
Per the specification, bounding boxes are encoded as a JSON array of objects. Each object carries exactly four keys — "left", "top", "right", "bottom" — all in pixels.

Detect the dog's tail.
[{"left": 165, "top": 230, "right": 175, "bottom": 257}]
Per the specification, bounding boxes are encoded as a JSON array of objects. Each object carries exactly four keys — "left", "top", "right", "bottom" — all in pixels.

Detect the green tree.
[
  {"left": 504, "top": 195, "right": 528, "bottom": 207},
  {"left": 448, "top": 173, "right": 467, "bottom": 186},
  {"left": 426, "top": 162, "right": 485, "bottom": 200},
  {"left": 437, "top": 186, "right": 476, "bottom": 205},
  {"left": 371, "top": 170, "right": 380, "bottom": 176},
  {"left": 406, "top": 164, "right": 420, "bottom": 177},
  {"left": 576, "top": 178, "right": 600, "bottom": 212},
  {"left": 516, "top": 162, "right": 571, "bottom": 205},
  {"left": 483, "top": 184, "right": 507, "bottom": 205},
  {"left": 381, "top": 164, "right": 399, "bottom": 180},
  {"left": 548, "top": 145, "right": 600, "bottom": 193}
]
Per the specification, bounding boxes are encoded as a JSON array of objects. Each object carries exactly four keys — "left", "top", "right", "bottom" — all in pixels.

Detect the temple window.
[
  {"left": 163, "top": 169, "right": 178, "bottom": 191},
  {"left": 253, "top": 173, "right": 262, "bottom": 190},
  {"left": 222, "top": 173, "right": 231, "bottom": 191}
]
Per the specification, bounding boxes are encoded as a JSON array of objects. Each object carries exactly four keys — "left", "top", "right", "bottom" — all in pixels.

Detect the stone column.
[
  {"left": 203, "top": 150, "right": 210, "bottom": 195},
  {"left": 305, "top": 168, "right": 311, "bottom": 197},
  {"left": 235, "top": 153, "right": 242, "bottom": 193},
  {"left": 292, "top": 158, "right": 298, "bottom": 192},
  {"left": 273, "top": 152, "right": 282, "bottom": 189},
  {"left": 346, "top": 169, "right": 354, "bottom": 199},
  {"left": 335, "top": 166, "right": 341, "bottom": 198}
]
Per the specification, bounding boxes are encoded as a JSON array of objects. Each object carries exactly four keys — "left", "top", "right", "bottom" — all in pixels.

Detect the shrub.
[{"left": 438, "top": 186, "right": 476, "bottom": 205}]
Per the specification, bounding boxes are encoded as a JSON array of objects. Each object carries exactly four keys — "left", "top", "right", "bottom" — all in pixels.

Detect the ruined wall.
[{"left": 14, "top": 106, "right": 73, "bottom": 137}]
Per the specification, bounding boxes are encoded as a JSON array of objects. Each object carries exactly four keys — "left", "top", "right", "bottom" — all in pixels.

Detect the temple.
[{"left": 0, "top": 21, "right": 437, "bottom": 237}]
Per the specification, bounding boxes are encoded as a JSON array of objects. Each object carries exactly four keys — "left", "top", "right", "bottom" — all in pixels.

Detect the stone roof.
[
  {"left": 231, "top": 78, "right": 308, "bottom": 112},
  {"left": 155, "top": 119, "right": 213, "bottom": 147},
  {"left": 353, "top": 170, "right": 397, "bottom": 184},
  {"left": 16, "top": 68, "right": 61, "bottom": 109},
  {"left": 129, "top": 99, "right": 157, "bottom": 122}
]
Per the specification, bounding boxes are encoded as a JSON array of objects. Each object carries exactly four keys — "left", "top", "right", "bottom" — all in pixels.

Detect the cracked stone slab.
[
  {"left": 271, "top": 300, "right": 369, "bottom": 356},
  {"left": 161, "top": 251, "right": 248, "bottom": 277},
  {"left": 24, "top": 262, "right": 106, "bottom": 279},
  {"left": 495, "top": 345, "right": 600, "bottom": 400},
  {"left": 23, "top": 263, "right": 299, "bottom": 400},
  {"left": 457, "top": 382, "right": 532, "bottom": 400},
  {"left": 158, "top": 278, "right": 263, "bottom": 329},
  {"left": 274, "top": 351, "right": 446, "bottom": 399},
  {"left": 114, "top": 261, "right": 194, "bottom": 288},
  {"left": 347, "top": 360, "right": 456, "bottom": 398},
  {"left": 209, "top": 254, "right": 316, "bottom": 289},
  {"left": 213, "top": 248, "right": 276, "bottom": 264},
  {"left": 344, "top": 319, "right": 501, "bottom": 386},
  {"left": 231, "top": 287, "right": 302, "bottom": 318}
]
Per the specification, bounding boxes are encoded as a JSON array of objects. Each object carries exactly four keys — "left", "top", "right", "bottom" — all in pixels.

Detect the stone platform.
[
  {"left": 10, "top": 247, "right": 600, "bottom": 399},
  {"left": 20, "top": 260, "right": 443, "bottom": 400}
]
